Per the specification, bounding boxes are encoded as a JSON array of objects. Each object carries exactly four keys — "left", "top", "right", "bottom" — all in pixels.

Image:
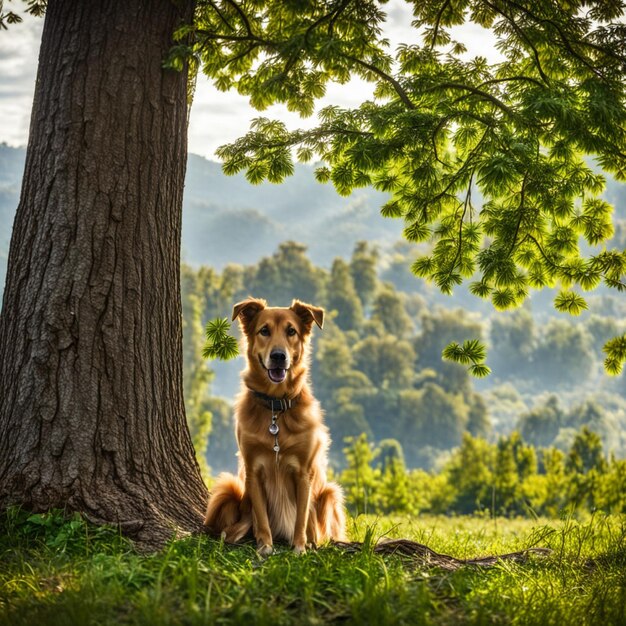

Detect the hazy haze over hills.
[{"left": 0, "top": 144, "right": 401, "bottom": 287}]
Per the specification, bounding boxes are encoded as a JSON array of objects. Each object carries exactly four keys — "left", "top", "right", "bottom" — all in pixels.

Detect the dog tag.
[{"left": 269, "top": 423, "right": 279, "bottom": 436}]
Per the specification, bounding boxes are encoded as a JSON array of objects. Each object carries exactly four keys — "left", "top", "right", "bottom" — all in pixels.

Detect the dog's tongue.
[{"left": 268, "top": 368, "right": 287, "bottom": 383}]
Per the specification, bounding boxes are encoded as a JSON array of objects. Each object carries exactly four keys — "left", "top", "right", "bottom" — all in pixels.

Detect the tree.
[
  {"left": 5, "top": 0, "right": 625, "bottom": 544},
  {"left": 414, "top": 309, "right": 483, "bottom": 392},
  {"left": 0, "top": 0, "right": 207, "bottom": 546},
  {"left": 187, "top": 0, "right": 626, "bottom": 373},
  {"left": 517, "top": 395, "right": 564, "bottom": 448},
  {"left": 493, "top": 431, "right": 536, "bottom": 514},
  {"left": 370, "top": 286, "right": 413, "bottom": 338},
  {"left": 340, "top": 433, "right": 380, "bottom": 515},
  {"left": 245, "top": 241, "right": 324, "bottom": 305},
  {"left": 405, "top": 383, "right": 470, "bottom": 451},
  {"left": 466, "top": 393, "right": 490, "bottom": 438},
  {"left": 531, "top": 319, "right": 593, "bottom": 387},
  {"left": 445, "top": 433, "right": 494, "bottom": 514},
  {"left": 595, "top": 458, "right": 626, "bottom": 514},
  {"left": 538, "top": 447, "right": 568, "bottom": 517},
  {"left": 566, "top": 427, "right": 607, "bottom": 475},
  {"left": 493, "top": 436, "right": 520, "bottom": 514},
  {"left": 377, "top": 438, "right": 405, "bottom": 474},
  {"left": 379, "top": 456, "right": 412, "bottom": 514},
  {"left": 311, "top": 321, "right": 370, "bottom": 397},
  {"left": 181, "top": 265, "right": 213, "bottom": 478},
  {"left": 349, "top": 241, "right": 379, "bottom": 309},
  {"left": 203, "top": 396, "right": 239, "bottom": 474},
  {"left": 489, "top": 309, "right": 535, "bottom": 379},
  {"left": 327, "top": 257, "right": 363, "bottom": 331},
  {"left": 353, "top": 334, "right": 416, "bottom": 389},
  {"left": 565, "top": 426, "right": 607, "bottom": 510}
]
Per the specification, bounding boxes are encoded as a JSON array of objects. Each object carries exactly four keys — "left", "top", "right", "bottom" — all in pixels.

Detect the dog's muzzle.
[{"left": 264, "top": 349, "right": 289, "bottom": 383}]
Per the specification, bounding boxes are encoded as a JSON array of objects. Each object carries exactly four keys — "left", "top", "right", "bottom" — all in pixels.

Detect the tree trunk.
[{"left": 0, "top": 0, "right": 208, "bottom": 548}]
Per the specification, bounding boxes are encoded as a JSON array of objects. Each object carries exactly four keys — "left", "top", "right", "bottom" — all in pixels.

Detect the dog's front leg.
[
  {"left": 246, "top": 471, "right": 273, "bottom": 556},
  {"left": 293, "top": 472, "right": 312, "bottom": 553}
]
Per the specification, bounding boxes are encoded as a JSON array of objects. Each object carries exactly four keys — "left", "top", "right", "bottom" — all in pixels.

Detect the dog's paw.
[
  {"left": 293, "top": 543, "right": 306, "bottom": 555},
  {"left": 257, "top": 544, "right": 274, "bottom": 558}
]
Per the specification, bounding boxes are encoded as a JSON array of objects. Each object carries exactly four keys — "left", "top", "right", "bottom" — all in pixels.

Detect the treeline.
[
  {"left": 181, "top": 240, "right": 626, "bottom": 474},
  {"left": 339, "top": 429, "right": 626, "bottom": 518}
]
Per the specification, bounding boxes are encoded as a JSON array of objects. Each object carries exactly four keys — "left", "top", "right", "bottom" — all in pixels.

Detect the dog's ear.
[
  {"left": 290, "top": 300, "right": 324, "bottom": 332},
  {"left": 232, "top": 298, "right": 267, "bottom": 333}
]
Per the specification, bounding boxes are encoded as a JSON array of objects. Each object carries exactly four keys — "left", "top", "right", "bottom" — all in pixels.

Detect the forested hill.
[{"left": 0, "top": 144, "right": 402, "bottom": 286}]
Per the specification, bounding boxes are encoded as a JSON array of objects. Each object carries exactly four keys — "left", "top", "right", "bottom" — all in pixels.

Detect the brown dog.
[{"left": 203, "top": 298, "right": 346, "bottom": 555}]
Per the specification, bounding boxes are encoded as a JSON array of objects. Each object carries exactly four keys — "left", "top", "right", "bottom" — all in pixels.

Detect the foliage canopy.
[{"left": 170, "top": 0, "right": 626, "bottom": 372}]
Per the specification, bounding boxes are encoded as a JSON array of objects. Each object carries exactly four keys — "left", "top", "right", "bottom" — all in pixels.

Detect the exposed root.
[{"left": 330, "top": 538, "right": 552, "bottom": 570}]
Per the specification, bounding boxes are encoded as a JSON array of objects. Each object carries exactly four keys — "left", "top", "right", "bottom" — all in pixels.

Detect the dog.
[{"left": 203, "top": 298, "right": 346, "bottom": 555}]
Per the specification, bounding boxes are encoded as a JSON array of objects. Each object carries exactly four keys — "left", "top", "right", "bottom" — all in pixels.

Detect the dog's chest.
[{"left": 246, "top": 448, "right": 301, "bottom": 541}]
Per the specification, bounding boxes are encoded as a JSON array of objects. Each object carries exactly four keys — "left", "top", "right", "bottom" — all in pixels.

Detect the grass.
[{"left": 1, "top": 508, "right": 625, "bottom": 625}]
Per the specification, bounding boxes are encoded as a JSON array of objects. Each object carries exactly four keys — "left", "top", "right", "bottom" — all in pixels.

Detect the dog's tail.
[
  {"left": 315, "top": 481, "right": 347, "bottom": 543},
  {"left": 203, "top": 472, "right": 251, "bottom": 542}
]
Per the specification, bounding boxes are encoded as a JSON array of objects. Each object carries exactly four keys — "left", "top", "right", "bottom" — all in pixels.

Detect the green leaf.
[
  {"left": 492, "top": 288, "right": 517, "bottom": 311},
  {"left": 604, "top": 357, "right": 623, "bottom": 376},
  {"left": 27, "top": 514, "right": 49, "bottom": 526},
  {"left": 411, "top": 256, "right": 435, "bottom": 278},
  {"left": 469, "top": 281, "right": 492, "bottom": 298},
  {"left": 203, "top": 318, "right": 239, "bottom": 361},
  {"left": 380, "top": 200, "right": 404, "bottom": 218},
  {"left": 245, "top": 161, "right": 269, "bottom": 184},
  {"left": 603, "top": 335, "right": 626, "bottom": 376},
  {"left": 469, "top": 363, "right": 492, "bottom": 378},
  {"left": 442, "top": 342, "right": 465, "bottom": 363},
  {"left": 314, "top": 167, "right": 331, "bottom": 183},
  {"left": 554, "top": 290, "right": 588, "bottom": 316},
  {"left": 442, "top": 338, "right": 490, "bottom": 378},
  {"left": 403, "top": 221, "right": 431, "bottom": 242},
  {"left": 297, "top": 147, "right": 313, "bottom": 163},
  {"left": 462, "top": 339, "right": 486, "bottom": 362}
]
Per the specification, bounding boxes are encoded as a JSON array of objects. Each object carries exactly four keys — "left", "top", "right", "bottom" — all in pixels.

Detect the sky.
[{"left": 0, "top": 2, "right": 499, "bottom": 160}]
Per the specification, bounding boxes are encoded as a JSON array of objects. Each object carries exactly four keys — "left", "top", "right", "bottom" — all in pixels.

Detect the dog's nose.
[{"left": 270, "top": 350, "right": 287, "bottom": 365}]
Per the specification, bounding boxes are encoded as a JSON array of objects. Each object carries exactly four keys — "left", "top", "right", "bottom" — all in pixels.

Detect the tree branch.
[
  {"left": 483, "top": 0, "right": 551, "bottom": 85},
  {"left": 303, "top": 0, "right": 353, "bottom": 45},
  {"left": 446, "top": 170, "right": 475, "bottom": 282},
  {"left": 196, "top": 28, "right": 266, "bottom": 44},
  {"left": 504, "top": 0, "right": 606, "bottom": 78},
  {"left": 206, "top": 0, "right": 236, "bottom": 32},
  {"left": 429, "top": 0, "right": 452, "bottom": 52},
  {"left": 342, "top": 54, "right": 416, "bottom": 110},
  {"left": 224, "top": 0, "right": 255, "bottom": 39},
  {"left": 426, "top": 82, "right": 516, "bottom": 117},
  {"left": 507, "top": 173, "right": 529, "bottom": 257},
  {"left": 224, "top": 43, "right": 261, "bottom": 67},
  {"left": 479, "top": 75, "right": 545, "bottom": 89}
]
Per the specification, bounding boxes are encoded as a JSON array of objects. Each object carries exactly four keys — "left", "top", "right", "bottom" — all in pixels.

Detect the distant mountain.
[
  {"left": 181, "top": 153, "right": 400, "bottom": 269},
  {"left": 0, "top": 144, "right": 402, "bottom": 289}
]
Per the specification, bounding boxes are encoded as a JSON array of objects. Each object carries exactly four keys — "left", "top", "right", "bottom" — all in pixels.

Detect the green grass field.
[{"left": 1, "top": 508, "right": 625, "bottom": 625}]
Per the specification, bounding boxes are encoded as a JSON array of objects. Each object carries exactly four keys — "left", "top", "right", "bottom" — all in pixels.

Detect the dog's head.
[{"left": 232, "top": 298, "right": 324, "bottom": 386}]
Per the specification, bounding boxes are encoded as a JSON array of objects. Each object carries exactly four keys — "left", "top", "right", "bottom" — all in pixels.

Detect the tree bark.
[{"left": 0, "top": 0, "right": 208, "bottom": 548}]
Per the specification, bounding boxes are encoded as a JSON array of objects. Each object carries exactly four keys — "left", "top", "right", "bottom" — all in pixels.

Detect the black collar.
[{"left": 249, "top": 389, "right": 297, "bottom": 413}]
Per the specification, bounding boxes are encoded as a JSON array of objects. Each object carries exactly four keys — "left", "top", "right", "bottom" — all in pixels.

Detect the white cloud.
[{"left": 0, "top": 12, "right": 42, "bottom": 146}]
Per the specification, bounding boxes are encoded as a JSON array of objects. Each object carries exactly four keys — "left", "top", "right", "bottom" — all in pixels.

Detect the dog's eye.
[
  {"left": 287, "top": 327, "right": 297, "bottom": 337},
  {"left": 259, "top": 326, "right": 270, "bottom": 337}
]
